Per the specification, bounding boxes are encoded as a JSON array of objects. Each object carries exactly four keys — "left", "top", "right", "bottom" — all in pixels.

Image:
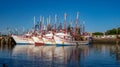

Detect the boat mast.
[
  {"left": 39, "top": 16, "right": 42, "bottom": 32},
  {"left": 34, "top": 16, "right": 36, "bottom": 32},
  {"left": 42, "top": 16, "right": 45, "bottom": 34},
  {"left": 48, "top": 15, "right": 51, "bottom": 31},
  {"left": 43, "top": 16, "right": 44, "bottom": 30},
  {"left": 49, "top": 15, "right": 51, "bottom": 28},
  {"left": 82, "top": 21, "right": 85, "bottom": 34},
  {"left": 47, "top": 17, "right": 49, "bottom": 27},
  {"left": 76, "top": 12, "right": 79, "bottom": 34},
  {"left": 64, "top": 13, "right": 67, "bottom": 33},
  {"left": 55, "top": 14, "right": 57, "bottom": 32},
  {"left": 49, "top": 16, "right": 51, "bottom": 24},
  {"left": 46, "top": 17, "right": 48, "bottom": 31},
  {"left": 76, "top": 12, "right": 79, "bottom": 29}
]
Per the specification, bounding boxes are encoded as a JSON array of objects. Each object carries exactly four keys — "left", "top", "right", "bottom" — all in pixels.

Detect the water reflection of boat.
[
  {"left": 12, "top": 45, "right": 30, "bottom": 59},
  {"left": 12, "top": 45, "right": 74, "bottom": 60},
  {"left": 11, "top": 44, "right": 87, "bottom": 67},
  {"left": 42, "top": 46, "right": 55, "bottom": 61}
]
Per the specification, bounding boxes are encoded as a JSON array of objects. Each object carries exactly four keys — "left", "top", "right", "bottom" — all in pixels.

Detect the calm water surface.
[{"left": 0, "top": 44, "right": 120, "bottom": 67}]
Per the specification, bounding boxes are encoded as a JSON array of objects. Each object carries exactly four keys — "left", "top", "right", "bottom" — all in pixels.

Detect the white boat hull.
[
  {"left": 42, "top": 37, "right": 56, "bottom": 45},
  {"left": 32, "top": 36, "right": 44, "bottom": 46},
  {"left": 54, "top": 35, "right": 76, "bottom": 46},
  {"left": 42, "top": 32, "right": 56, "bottom": 45},
  {"left": 12, "top": 35, "right": 34, "bottom": 45}
]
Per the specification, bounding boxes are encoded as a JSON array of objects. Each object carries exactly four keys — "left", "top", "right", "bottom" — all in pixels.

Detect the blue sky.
[{"left": 0, "top": 0, "right": 120, "bottom": 33}]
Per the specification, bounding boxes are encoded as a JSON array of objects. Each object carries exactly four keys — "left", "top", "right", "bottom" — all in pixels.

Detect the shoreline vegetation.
[{"left": 91, "top": 27, "right": 120, "bottom": 44}]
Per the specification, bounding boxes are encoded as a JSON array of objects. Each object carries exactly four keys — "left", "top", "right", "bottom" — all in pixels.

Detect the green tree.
[
  {"left": 93, "top": 32, "right": 103, "bottom": 35},
  {"left": 105, "top": 28, "right": 120, "bottom": 35}
]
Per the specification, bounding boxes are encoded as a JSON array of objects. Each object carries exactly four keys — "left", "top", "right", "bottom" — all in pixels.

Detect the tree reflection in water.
[
  {"left": 115, "top": 43, "right": 120, "bottom": 62},
  {"left": 109, "top": 43, "right": 120, "bottom": 62}
]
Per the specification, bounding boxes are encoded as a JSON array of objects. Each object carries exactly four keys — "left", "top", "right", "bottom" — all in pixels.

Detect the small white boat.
[{"left": 75, "top": 35, "right": 92, "bottom": 45}]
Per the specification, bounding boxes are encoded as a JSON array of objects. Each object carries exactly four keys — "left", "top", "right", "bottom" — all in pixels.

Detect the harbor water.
[{"left": 0, "top": 44, "right": 120, "bottom": 67}]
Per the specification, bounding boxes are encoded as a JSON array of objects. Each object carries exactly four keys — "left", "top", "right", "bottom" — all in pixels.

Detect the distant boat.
[
  {"left": 75, "top": 40, "right": 90, "bottom": 45},
  {"left": 74, "top": 35, "right": 92, "bottom": 45}
]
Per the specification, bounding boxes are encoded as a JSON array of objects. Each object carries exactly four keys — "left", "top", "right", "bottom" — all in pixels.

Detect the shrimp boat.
[
  {"left": 12, "top": 34, "right": 34, "bottom": 45},
  {"left": 42, "top": 31, "right": 56, "bottom": 45},
  {"left": 53, "top": 13, "right": 75, "bottom": 46},
  {"left": 42, "top": 15, "right": 56, "bottom": 45},
  {"left": 12, "top": 34, "right": 44, "bottom": 46},
  {"left": 12, "top": 12, "right": 91, "bottom": 45},
  {"left": 12, "top": 16, "right": 44, "bottom": 45},
  {"left": 54, "top": 32, "right": 76, "bottom": 46}
]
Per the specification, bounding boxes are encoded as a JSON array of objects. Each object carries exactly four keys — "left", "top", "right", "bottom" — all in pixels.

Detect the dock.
[
  {"left": 92, "top": 38, "right": 120, "bottom": 44},
  {"left": 0, "top": 36, "right": 16, "bottom": 48}
]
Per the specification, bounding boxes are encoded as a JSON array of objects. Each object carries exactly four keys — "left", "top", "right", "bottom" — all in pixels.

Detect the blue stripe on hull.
[
  {"left": 16, "top": 43, "right": 34, "bottom": 45},
  {"left": 56, "top": 44, "right": 74, "bottom": 46},
  {"left": 45, "top": 44, "right": 56, "bottom": 46}
]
